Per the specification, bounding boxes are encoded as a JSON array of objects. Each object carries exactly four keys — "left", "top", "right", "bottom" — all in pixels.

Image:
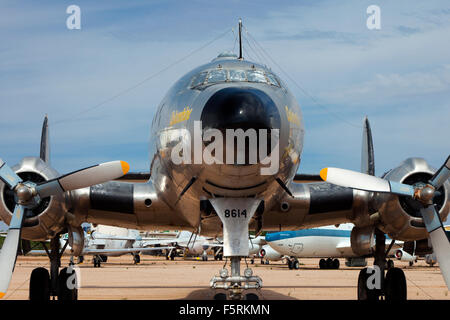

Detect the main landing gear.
[
  {"left": 288, "top": 257, "right": 300, "bottom": 270},
  {"left": 357, "top": 229, "right": 407, "bottom": 301},
  {"left": 319, "top": 258, "right": 340, "bottom": 269},
  {"left": 30, "top": 234, "right": 78, "bottom": 300}
]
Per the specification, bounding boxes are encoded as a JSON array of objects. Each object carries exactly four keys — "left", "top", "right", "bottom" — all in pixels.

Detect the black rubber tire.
[
  {"left": 288, "top": 260, "right": 294, "bottom": 270},
  {"left": 326, "top": 258, "right": 333, "bottom": 269},
  {"left": 357, "top": 268, "right": 380, "bottom": 301},
  {"left": 100, "top": 255, "right": 108, "bottom": 263},
  {"left": 319, "top": 259, "right": 326, "bottom": 269},
  {"left": 293, "top": 260, "right": 300, "bottom": 270},
  {"left": 78, "top": 256, "right": 84, "bottom": 264},
  {"left": 214, "top": 293, "right": 227, "bottom": 300},
  {"left": 245, "top": 293, "right": 259, "bottom": 300},
  {"left": 134, "top": 255, "right": 140, "bottom": 264},
  {"left": 29, "top": 267, "right": 50, "bottom": 301},
  {"left": 385, "top": 267, "right": 407, "bottom": 301},
  {"left": 332, "top": 259, "right": 340, "bottom": 269},
  {"left": 57, "top": 267, "right": 78, "bottom": 300}
]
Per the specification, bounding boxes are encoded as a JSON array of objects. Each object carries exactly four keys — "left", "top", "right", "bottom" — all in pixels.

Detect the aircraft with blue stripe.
[{"left": 265, "top": 224, "right": 402, "bottom": 270}]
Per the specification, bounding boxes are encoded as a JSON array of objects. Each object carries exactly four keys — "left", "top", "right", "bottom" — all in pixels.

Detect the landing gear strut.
[
  {"left": 357, "top": 229, "right": 406, "bottom": 300},
  {"left": 30, "top": 234, "right": 78, "bottom": 300}
]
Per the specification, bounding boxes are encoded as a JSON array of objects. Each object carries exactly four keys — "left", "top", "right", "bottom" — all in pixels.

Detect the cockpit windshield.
[
  {"left": 207, "top": 70, "right": 227, "bottom": 83},
  {"left": 190, "top": 68, "right": 280, "bottom": 89},
  {"left": 246, "top": 70, "right": 266, "bottom": 83}
]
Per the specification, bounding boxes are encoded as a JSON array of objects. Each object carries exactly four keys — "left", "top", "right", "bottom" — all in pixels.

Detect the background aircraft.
[
  {"left": 265, "top": 223, "right": 402, "bottom": 270},
  {"left": 65, "top": 224, "right": 173, "bottom": 267}
]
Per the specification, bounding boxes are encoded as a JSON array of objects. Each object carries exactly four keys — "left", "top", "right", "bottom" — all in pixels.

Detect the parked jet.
[
  {"left": 0, "top": 21, "right": 449, "bottom": 300},
  {"left": 62, "top": 224, "right": 173, "bottom": 267},
  {"left": 141, "top": 230, "right": 223, "bottom": 261},
  {"left": 265, "top": 224, "right": 402, "bottom": 270}
]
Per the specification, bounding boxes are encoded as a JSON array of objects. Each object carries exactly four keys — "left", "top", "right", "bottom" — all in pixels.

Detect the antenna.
[{"left": 238, "top": 18, "right": 243, "bottom": 60}]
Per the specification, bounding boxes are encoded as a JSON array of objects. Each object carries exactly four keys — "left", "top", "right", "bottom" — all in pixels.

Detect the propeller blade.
[
  {"left": 429, "top": 155, "right": 450, "bottom": 189},
  {"left": 0, "top": 205, "right": 26, "bottom": 298},
  {"left": 320, "top": 167, "right": 415, "bottom": 197},
  {"left": 0, "top": 159, "right": 22, "bottom": 190},
  {"left": 420, "top": 205, "right": 450, "bottom": 289},
  {"left": 35, "top": 160, "right": 130, "bottom": 198}
]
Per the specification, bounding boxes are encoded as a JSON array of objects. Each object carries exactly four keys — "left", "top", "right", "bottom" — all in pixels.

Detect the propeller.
[
  {"left": 0, "top": 158, "right": 130, "bottom": 298},
  {"left": 320, "top": 155, "right": 450, "bottom": 289}
]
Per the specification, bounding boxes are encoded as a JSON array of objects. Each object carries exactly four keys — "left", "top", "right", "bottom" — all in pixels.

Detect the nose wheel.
[{"left": 210, "top": 257, "right": 262, "bottom": 300}]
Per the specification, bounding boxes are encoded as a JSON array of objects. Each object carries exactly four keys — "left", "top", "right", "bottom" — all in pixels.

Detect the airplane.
[
  {"left": 264, "top": 223, "right": 402, "bottom": 270},
  {"left": 141, "top": 230, "right": 224, "bottom": 261},
  {"left": 62, "top": 224, "right": 173, "bottom": 267},
  {"left": 0, "top": 20, "right": 449, "bottom": 300}
]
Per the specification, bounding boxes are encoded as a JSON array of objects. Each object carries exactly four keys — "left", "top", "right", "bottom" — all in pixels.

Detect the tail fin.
[
  {"left": 361, "top": 116, "right": 375, "bottom": 176},
  {"left": 40, "top": 115, "right": 50, "bottom": 164}
]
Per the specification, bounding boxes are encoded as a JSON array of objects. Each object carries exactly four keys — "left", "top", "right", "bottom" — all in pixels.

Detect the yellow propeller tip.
[
  {"left": 319, "top": 168, "right": 328, "bottom": 181},
  {"left": 120, "top": 161, "right": 130, "bottom": 175},
  {"left": 0, "top": 292, "right": 5, "bottom": 299}
]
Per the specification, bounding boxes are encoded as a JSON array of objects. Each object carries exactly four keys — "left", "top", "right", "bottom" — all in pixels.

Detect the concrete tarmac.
[{"left": 3, "top": 255, "right": 449, "bottom": 300}]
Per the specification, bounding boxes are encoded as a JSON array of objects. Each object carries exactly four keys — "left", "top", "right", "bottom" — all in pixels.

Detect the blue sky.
[{"left": 0, "top": 0, "right": 449, "bottom": 176}]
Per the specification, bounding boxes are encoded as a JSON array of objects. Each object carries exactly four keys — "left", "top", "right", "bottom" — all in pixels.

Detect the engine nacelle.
[
  {"left": 375, "top": 158, "right": 450, "bottom": 241},
  {"left": 394, "top": 249, "right": 416, "bottom": 262},
  {"left": 0, "top": 157, "right": 67, "bottom": 240},
  {"left": 259, "top": 244, "right": 282, "bottom": 261},
  {"left": 350, "top": 226, "right": 376, "bottom": 256},
  {"left": 67, "top": 225, "right": 85, "bottom": 256}
]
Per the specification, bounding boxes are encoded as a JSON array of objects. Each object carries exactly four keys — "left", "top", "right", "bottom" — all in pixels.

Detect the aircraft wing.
[{"left": 82, "top": 246, "right": 173, "bottom": 255}]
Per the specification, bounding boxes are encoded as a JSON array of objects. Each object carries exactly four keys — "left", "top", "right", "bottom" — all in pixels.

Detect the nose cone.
[{"left": 200, "top": 87, "right": 281, "bottom": 132}]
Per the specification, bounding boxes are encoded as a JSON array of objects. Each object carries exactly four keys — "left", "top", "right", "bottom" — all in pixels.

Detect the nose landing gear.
[{"left": 209, "top": 198, "right": 263, "bottom": 300}]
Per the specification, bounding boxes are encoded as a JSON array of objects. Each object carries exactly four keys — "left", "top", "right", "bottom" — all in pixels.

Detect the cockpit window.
[
  {"left": 266, "top": 72, "right": 280, "bottom": 86},
  {"left": 191, "top": 72, "right": 208, "bottom": 87},
  {"left": 207, "top": 69, "right": 227, "bottom": 83},
  {"left": 229, "top": 70, "right": 246, "bottom": 81},
  {"left": 246, "top": 70, "right": 266, "bottom": 83},
  {"left": 190, "top": 69, "right": 281, "bottom": 89}
]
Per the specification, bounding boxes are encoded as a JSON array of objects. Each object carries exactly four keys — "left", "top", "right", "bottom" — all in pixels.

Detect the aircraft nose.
[{"left": 200, "top": 87, "right": 281, "bottom": 133}]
